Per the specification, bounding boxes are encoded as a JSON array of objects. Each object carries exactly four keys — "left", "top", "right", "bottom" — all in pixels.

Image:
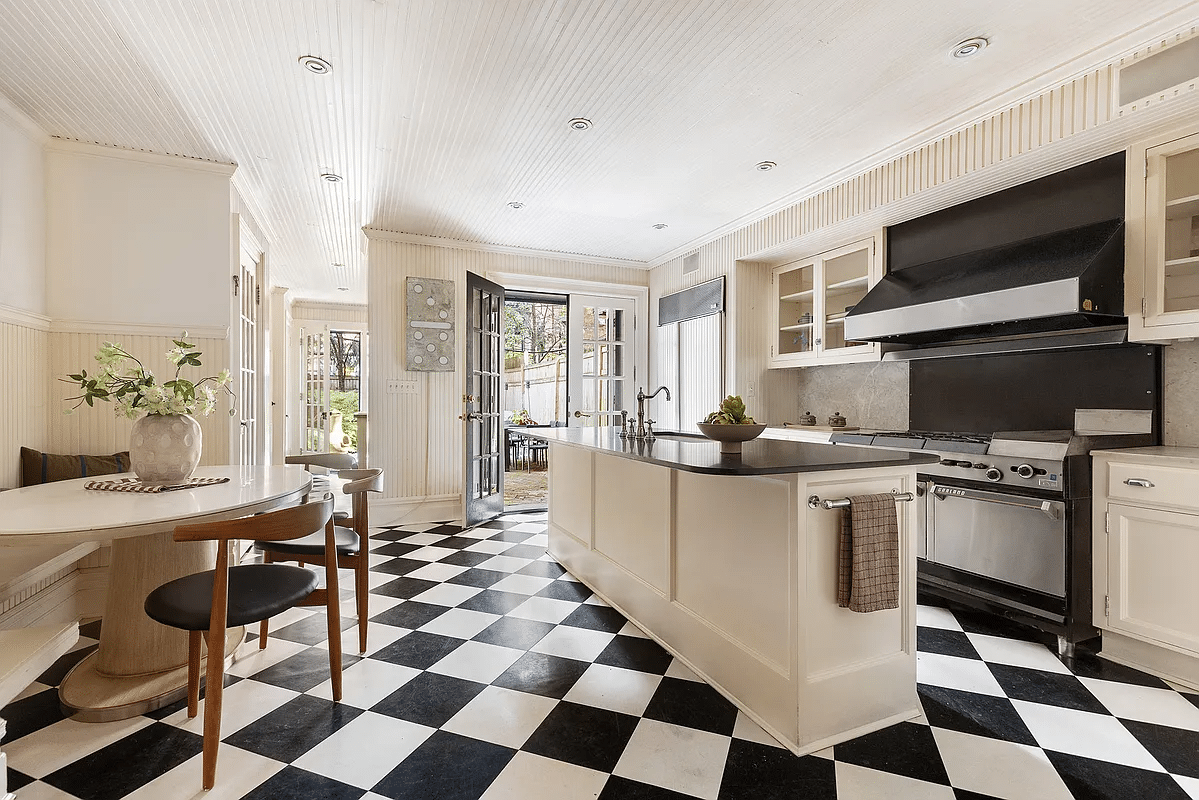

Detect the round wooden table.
[{"left": 0, "top": 465, "right": 310, "bottom": 721}]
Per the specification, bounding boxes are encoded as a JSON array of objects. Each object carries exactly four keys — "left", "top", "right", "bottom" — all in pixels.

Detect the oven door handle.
[{"left": 930, "top": 484, "right": 1063, "bottom": 520}]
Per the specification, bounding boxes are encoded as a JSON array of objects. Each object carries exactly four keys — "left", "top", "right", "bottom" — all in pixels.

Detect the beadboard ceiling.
[{"left": 1, "top": 0, "right": 1197, "bottom": 301}]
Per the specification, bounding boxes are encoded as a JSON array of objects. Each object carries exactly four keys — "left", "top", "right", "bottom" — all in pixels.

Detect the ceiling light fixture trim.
[
  {"left": 299, "top": 55, "right": 333, "bottom": 74},
  {"left": 568, "top": 117, "right": 593, "bottom": 130},
  {"left": 950, "top": 37, "right": 989, "bottom": 59},
  {"left": 755, "top": 161, "right": 777, "bottom": 171},
  {"left": 320, "top": 172, "right": 343, "bottom": 183},
  {"left": 653, "top": 223, "right": 668, "bottom": 229},
  {"left": 507, "top": 201, "right": 525, "bottom": 209}
]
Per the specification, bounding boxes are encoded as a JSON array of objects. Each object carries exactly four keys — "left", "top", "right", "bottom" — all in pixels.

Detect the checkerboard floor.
[{"left": 5, "top": 510, "right": 1198, "bottom": 799}]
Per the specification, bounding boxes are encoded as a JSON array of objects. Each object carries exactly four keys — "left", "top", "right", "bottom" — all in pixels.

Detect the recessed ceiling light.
[
  {"left": 568, "top": 117, "right": 592, "bottom": 131},
  {"left": 507, "top": 201, "right": 524, "bottom": 209},
  {"left": 653, "top": 223, "right": 668, "bottom": 230},
  {"left": 337, "top": 286, "right": 350, "bottom": 292},
  {"left": 299, "top": 55, "right": 333, "bottom": 74},
  {"left": 320, "top": 172, "right": 343, "bottom": 183},
  {"left": 755, "top": 161, "right": 777, "bottom": 171},
  {"left": 950, "top": 37, "right": 989, "bottom": 59}
]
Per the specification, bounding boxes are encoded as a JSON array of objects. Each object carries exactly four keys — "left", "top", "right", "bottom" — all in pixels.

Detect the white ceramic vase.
[{"left": 130, "top": 413, "right": 202, "bottom": 485}]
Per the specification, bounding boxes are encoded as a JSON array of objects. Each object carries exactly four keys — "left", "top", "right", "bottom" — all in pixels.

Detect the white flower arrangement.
[{"left": 64, "top": 333, "right": 235, "bottom": 418}]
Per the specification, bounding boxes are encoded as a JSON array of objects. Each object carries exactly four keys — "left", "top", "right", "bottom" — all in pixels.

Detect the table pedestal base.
[{"left": 59, "top": 627, "right": 244, "bottom": 722}]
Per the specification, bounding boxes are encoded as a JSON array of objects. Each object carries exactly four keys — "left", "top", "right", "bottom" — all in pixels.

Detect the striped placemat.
[{"left": 83, "top": 476, "right": 231, "bottom": 493}]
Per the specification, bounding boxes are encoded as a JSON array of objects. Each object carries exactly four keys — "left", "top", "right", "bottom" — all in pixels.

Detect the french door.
[
  {"left": 234, "top": 251, "right": 260, "bottom": 464},
  {"left": 464, "top": 272, "right": 505, "bottom": 526},
  {"left": 300, "top": 325, "right": 330, "bottom": 452},
  {"left": 567, "top": 294, "right": 637, "bottom": 426}
]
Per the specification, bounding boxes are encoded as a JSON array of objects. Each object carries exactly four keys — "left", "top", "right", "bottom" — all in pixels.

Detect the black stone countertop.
[{"left": 521, "top": 426, "right": 939, "bottom": 476}]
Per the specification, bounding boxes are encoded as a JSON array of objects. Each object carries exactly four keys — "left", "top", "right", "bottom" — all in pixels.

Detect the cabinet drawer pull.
[{"left": 1123, "top": 478, "right": 1155, "bottom": 488}]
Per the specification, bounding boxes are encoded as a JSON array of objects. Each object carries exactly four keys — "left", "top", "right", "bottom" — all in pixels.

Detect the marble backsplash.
[
  {"left": 1164, "top": 339, "right": 1199, "bottom": 447},
  {"left": 766, "top": 360, "right": 909, "bottom": 431}
]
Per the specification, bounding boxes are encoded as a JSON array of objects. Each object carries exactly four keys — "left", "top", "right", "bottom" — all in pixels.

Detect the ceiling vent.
[
  {"left": 682, "top": 253, "right": 700, "bottom": 275},
  {"left": 1118, "top": 34, "right": 1199, "bottom": 111},
  {"left": 659, "top": 276, "right": 724, "bottom": 326}
]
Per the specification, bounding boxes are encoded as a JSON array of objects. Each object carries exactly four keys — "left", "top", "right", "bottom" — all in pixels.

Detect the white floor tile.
[
  {"left": 262, "top": 606, "right": 315, "bottom": 630},
  {"left": 403, "top": 545, "right": 459, "bottom": 562},
  {"left": 916, "top": 605, "right": 963, "bottom": 632},
  {"left": 314, "top": 618, "right": 407, "bottom": 657},
  {"left": 508, "top": 596, "right": 579, "bottom": 624},
  {"left": 812, "top": 746, "right": 835, "bottom": 760},
  {"left": 429, "top": 640, "right": 526, "bottom": 684},
  {"left": 366, "top": 569, "right": 397, "bottom": 588},
  {"left": 563, "top": 663, "right": 663, "bottom": 717},
  {"left": 508, "top": 521, "right": 547, "bottom": 532},
  {"left": 523, "top": 533, "right": 549, "bottom": 548},
  {"left": 465, "top": 539, "right": 519, "bottom": 555},
  {"left": 476, "top": 555, "right": 535, "bottom": 573},
  {"left": 227, "top": 638, "right": 309, "bottom": 678},
  {"left": 833, "top": 762, "right": 956, "bottom": 800},
  {"left": 8, "top": 783, "right": 79, "bottom": 800},
  {"left": 161, "top": 680, "right": 298, "bottom": 736},
  {"left": 457, "top": 526, "right": 498, "bottom": 540},
  {"left": 398, "top": 532, "right": 450, "bottom": 545},
  {"left": 6, "top": 716, "right": 154, "bottom": 778},
  {"left": 731, "top": 711, "right": 785, "bottom": 748},
  {"left": 120, "top": 743, "right": 285, "bottom": 800},
  {"left": 931, "top": 728, "right": 1073, "bottom": 800},
  {"left": 1012, "top": 699, "right": 1165, "bottom": 771},
  {"left": 410, "top": 582, "right": 483, "bottom": 607},
  {"left": 12, "top": 680, "right": 52, "bottom": 702},
  {"left": 916, "top": 652, "right": 1006, "bottom": 697},
  {"left": 617, "top": 621, "right": 649, "bottom": 638},
  {"left": 404, "top": 562, "right": 469, "bottom": 582},
  {"left": 1175, "top": 774, "right": 1199, "bottom": 799},
  {"left": 584, "top": 595, "right": 610, "bottom": 607},
  {"left": 308, "top": 657, "right": 421, "bottom": 708},
  {"left": 664, "top": 659, "right": 703, "bottom": 682},
  {"left": 966, "top": 633, "right": 1071, "bottom": 674},
  {"left": 612, "top": 719, "right": 731, "bottom": 800},
  {"left": 292, "top": 711, "right": 434, "bottom": 789},
  {"left": 480, "top": 751, "right": 608, "bottom": 800},
  {"left": 418, "top": 607, "right": 502, "bottom": 639},
  {"left": 1080, "top": 677, "right": 1199, "bottom": 731},
  {"left": 530, "top": 626, "right": 616, "bottom": 662},
  {"left": 489, "top": 574, "right": 555, "bottom": 596},
  {"left": 442, "top": 685, "right": 558, "bottom": 748}
]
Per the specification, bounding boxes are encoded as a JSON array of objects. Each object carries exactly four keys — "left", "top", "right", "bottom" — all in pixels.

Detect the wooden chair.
[
  {"left": 144, "top": 494, "right": 343, "bottom": 790},
  {"left": 256, "top": 468, "right": 383, "bottom": 654},
  {"left": 285, "top": 453, "right": 359, "bottom": 520}
]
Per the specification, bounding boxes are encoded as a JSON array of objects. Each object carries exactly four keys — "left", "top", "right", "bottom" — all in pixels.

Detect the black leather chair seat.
[
  {"left": 257, "top": 525, "right": 360, "bottom": 557},
  {"left": 145, "top": 564, "right": 319, "bottom": 631}
]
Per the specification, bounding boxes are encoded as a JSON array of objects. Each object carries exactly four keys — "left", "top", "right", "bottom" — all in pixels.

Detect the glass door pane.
[
  {"left": 1162, "top": 147, "right": 1199, "bottom": 314},
  {"left": 777, "top": 261, "right": 815, "bottom": 356},
  {"left": 821, "top": 244, "right": 872, "bottom": 353},
  {"left": 568, "top": 295, "right": 637, "bottom": 427}
]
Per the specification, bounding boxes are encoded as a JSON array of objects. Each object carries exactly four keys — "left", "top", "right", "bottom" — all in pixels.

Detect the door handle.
[
  {"left": 458, "top": 412, "right": 483, "bottom": 421},
  {"left": 1122, "top": 478, "right": 1154, "bottom": 488},
  {"left": 573, "top": 410, "right": 590, "bottom": 418}
]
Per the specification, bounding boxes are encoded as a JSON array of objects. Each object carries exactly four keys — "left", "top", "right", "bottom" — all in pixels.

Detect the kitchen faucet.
[{"left": 634, "top": 386, "right": 671, "bottom": 439}]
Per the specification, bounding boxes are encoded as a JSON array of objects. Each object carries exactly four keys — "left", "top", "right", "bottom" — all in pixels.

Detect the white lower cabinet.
[{"left": 1093, "top": 448, "right": 1199, "bottom": 688}]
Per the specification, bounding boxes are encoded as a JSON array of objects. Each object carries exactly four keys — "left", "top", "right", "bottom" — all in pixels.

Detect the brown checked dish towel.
[{"left": 837, "top": 494, "right": 900, "bottom": 613}]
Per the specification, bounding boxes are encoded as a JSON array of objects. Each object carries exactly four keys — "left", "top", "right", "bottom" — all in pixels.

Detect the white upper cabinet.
[
  {"left": 1128, "top": 128, "right": 1199, "bottom": 340},
  {"left": 770, "top": 235, "right": 882, "bottom": 368}
]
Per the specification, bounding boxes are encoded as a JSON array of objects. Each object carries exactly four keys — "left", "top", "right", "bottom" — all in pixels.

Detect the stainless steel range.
[{"left": 831, "top": 428, "right": 1153, "bottom": 655}]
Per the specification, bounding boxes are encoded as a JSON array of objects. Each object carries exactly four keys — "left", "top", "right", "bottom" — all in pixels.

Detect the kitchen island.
[{"left": 523, "top": 426, "right": 938, "bottom": 754}]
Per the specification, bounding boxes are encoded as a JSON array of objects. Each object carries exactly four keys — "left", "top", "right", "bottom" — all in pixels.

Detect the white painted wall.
[
  {"left": 0, "top": 102, "right": 47, "bottom": 316},
  {"left": 45, "top": 143, "right": 234, "bottom": 328}
]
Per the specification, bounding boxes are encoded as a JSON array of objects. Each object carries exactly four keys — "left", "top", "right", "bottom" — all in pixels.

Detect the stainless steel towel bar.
[{"left": 807, "top": 492, "right": 914, "bottom": 510}]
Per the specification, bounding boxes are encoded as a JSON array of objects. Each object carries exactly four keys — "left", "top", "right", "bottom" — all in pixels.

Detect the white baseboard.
[
  {"left": 373, "top": 495, "right": 463, "bottom": 526},
  {"left": 0, "top": 565, "right": 107, "bottom": 630},
  {"left": 1101, "top": 631, "right": 1199, "bottom": 691}
]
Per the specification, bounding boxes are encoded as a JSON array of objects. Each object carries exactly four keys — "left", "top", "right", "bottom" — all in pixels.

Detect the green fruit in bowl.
[{"left": 703, "top": 395, "right": 756, "bottom": 425}]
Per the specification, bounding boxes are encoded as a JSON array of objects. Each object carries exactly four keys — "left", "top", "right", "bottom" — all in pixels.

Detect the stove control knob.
[
  {"left": 1015, "top": 464, "right": 1036, "bottom": 479},
  {"left": 984, "top": 467, "right": 1004, "bottom": 482},
  {"left": 972, "top": 463, "right": 988, "bottom": 469},
  {"left": 939, "top": 459, "right": 957, "bottom": 466}
]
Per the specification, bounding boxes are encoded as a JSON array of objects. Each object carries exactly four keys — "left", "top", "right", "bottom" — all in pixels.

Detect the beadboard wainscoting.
[
  {"left": 0, "top": 313, "right": 50, "bottom": 490},
  {"left": 365, "top": 233, "right": 647, "bottom": 518}
]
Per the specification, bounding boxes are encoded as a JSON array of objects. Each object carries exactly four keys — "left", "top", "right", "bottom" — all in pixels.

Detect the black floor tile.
[
  {"left": 834, "top": 721, "right": 951, "bottom": 786},
  {"left": 434, "top": 535, "right": 484, "bottom": 550},
  {"left": 987, "top": 663, "right": 1109, "bottom": 714},
  {"left": 953, "top": 790, "right": 1007, "bottom": 799},
  {"left": 372, "top": 529, "right": 424, "bottom": 542},
  {"left": 522, "top": 701, "right": 640, "bottom": 772},
  {"left": 370, "top": 671, "right": 487, "bottom": 727},
  {"left": 372, "top": 557, "right": 434, "bottom": 577},
  {"left": 0, "top": 686, "right": 66, "bottom": 742},
  {"left": 371, "top": 541, "right": 423, "bottom": 557},
  {"left": 1184, "top": 692, "right": 1199, "bottom": 711},
  {"left": 487, "top": 529, "right": 536, "bottom": 543},
  {"left": 918, "top": 684, "right": 1038, "bottom": 746},
  {"left": 224, "top": 694, "right": 362, "bottom": 762},
  {"left": 144, "top": 673, "right": 240, "bottom": 720},
  {"left": 498, "top": 543, "right": 545, "bottom": 560},
  {"left": 35, "top": 643, "right": 98, "bottom": 686},
  {"left": 370, "top": 631, "right": 464, "bottom": 669},
  {"left": 425, "top": 523, "right": 467, "bottom": 536},
  {"left": 438, "top": 550, "right": 496, "bottom": 568},
  {"left": 43, "top": 722, "right": 202, "bottom": 800},
  {"left": 535, "top": 579, "right": 592, "bottom": 602},
  {"left": 595, "top": 635, "right": 674, "bottom": 674},
  {"left": 246, "top": 647, "right": 360, "bottom": 692},
  {"left": 457, "top": 589, "right": 535, "bottom": 615},
  {"left": 717, "top": 739, "right": 837, "bottom": 800},
  {"left": 493, "top": 651, "right": 591, "bottom": 698},
  {"left": 370, "top": 600, "right": 450, "bottom": 630},
  {"left": 6, "top": 769, "right": 34, "bottom": 793},
  {"left": 373, "top": 730, "right": 514, "bottom": 800},
  {"left": 1044, "top": 749, "right": 1191, "bottom": 800},
  {"left": 78, "top": 619, "right": 102, "bottom": 639},
  {"left": 1120, "top": 719, "right": 1199, "bottom": 778},
  {"left": 371, "top": 575, "right": 440, "bottom": 600},
  {"left": 518, "top": 560, "right": 569, "bottom": 579},
  {"left": 268, "top": 613, "right": 356, "bottom": 646},
  {"left": 599, "top": 775, "right": 698, "bottom": 799},
  {"left": 1065, "top": 653, "right": 1172, "bottom": 689},
  {"left": 562, "top": 604, "right": 631, "bottom": 633},
  {"left": 473, "top": 519, "right": 521, "bottom": 530},
  {"left": 950, "top": 605, "right": 1057, "bottom": 648},
  {"left": 643, "top": 677, "right": 738, "bottom": 735},
  {"left": 446, "top": 567, "right": 511, "bottom": 589},
  {"left": 917, "top": 627, "right": 981, "bottom": 660},
  {"left": 240, "top": 765, "right": 365, "bottom": 800},
  {"left": 473, "top": 617, "right": 555, "bottom": 650}
]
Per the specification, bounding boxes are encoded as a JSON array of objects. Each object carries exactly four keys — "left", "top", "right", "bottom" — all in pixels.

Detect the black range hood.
[{"left": 843, "top": 218, "right": 1126, "bottom": 347}]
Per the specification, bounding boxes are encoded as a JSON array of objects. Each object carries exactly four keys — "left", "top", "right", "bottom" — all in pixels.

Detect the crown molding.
[
  {"left": 46, "top": 139, "right": 237, "bottom": 176},
  {"left": 0, "top": 95, "right": 48, "bottom": 143},
  {"left": 49, "top": 320, "right": 229, "bottom": 339},
  {"left": 362, "top": 228, "right": 649, "bottom": 270},
  {"left": 0, "top": 303, "right": 51, "bottom": 330}
]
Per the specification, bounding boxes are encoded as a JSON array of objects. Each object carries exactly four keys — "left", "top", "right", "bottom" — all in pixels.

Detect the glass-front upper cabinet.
[
  {"left": 770, "top": 235, "right": 881, "bottom": 367},
  {"left": 1130, "top": 129, "right": 1199, "bottom": 340}
]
